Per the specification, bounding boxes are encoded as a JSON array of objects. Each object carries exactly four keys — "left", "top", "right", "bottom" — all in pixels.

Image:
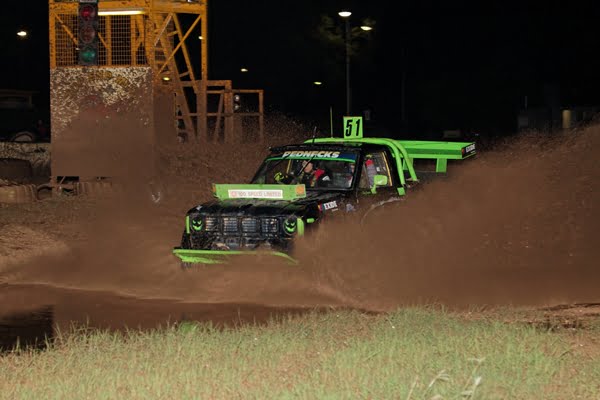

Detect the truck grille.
[
  {"left": 197, "top": 216, "right": 281, "bottom": 235},
  {"left": 241, "top": 217, "right": 259, "bottom": 233},
  {"left": 189, "top": 216, "right": 289, "bottom": 251},
  {"left": 204, "top": 216, "right": 219, "bottom": 232},
  {"left": 222, "top": 217, "right": 238, "bottom": 233},
  {"left": 261, "top": 218, "right": 279, "bottom": 233}
]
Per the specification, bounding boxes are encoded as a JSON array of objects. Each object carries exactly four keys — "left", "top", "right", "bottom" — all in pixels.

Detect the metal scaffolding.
[{"left": 49, "top": 0, "right": 263, "bottom": 143}]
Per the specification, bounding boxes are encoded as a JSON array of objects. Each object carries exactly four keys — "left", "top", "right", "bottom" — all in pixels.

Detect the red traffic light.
[{"left": 79, "top": 5, "right": 96, "bottom": 21}]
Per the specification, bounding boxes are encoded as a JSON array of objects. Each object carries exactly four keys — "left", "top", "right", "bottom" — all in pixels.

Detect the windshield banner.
[
  {"left": 213, "top": 184, "right": 307, "bottom": 201},
  {"left": 269, "top": 151, "right": 357, "bottom": 162}
]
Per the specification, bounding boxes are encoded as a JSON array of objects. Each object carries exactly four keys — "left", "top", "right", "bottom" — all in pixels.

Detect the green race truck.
[{"left": 173, "top": 117, "right": 476, "bottom": 267}]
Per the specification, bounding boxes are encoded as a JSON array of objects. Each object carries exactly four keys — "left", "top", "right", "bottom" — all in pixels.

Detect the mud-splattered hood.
[{"left": 188, "top": 189, "right": 349, "bottom": 218}]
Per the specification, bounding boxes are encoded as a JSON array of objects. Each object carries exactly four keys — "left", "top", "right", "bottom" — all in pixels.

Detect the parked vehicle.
[{"left": 0, "top": 90, "right": 50, "bottom": 142}]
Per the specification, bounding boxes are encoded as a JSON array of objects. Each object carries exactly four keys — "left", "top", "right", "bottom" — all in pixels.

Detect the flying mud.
[{"left": 1, "top": 122, "right": 598, "bottom": 324}]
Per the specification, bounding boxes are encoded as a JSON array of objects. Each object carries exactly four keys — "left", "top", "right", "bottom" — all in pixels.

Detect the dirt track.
[{"left": 0, "top": 123, "right": 599, "bottom": 330}]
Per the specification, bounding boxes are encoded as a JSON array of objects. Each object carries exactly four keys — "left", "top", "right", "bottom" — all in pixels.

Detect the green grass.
[{"left": 1, "top": 307, "right": 599, "bottom": 399}]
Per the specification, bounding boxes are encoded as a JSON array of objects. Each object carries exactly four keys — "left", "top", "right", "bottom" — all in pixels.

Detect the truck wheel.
[{"left": 360, "top": 198, "right": 404, "bottom": 225}]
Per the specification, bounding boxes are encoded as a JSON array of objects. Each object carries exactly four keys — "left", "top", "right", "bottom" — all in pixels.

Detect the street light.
[
  {"left": 17, "top": 30, "right": 28, "bottom": 38},
  {"left": 338, "top": 10, "right": 351, "bottom": 115}
]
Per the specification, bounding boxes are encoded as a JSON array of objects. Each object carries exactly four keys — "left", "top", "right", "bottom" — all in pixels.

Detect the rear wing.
[
  {"left": 395, "top": 140, "right": 476, "bottom": 172},
  {"left": 308, "top": 137, "right": 475, "bottom": 186},
  {"left": 306, "top": 116, "right": 476, "bottom": 187}
]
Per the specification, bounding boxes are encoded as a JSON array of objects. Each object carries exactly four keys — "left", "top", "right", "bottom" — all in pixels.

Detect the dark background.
[{"left": 1, "top": 0, "right": 599, "bottom": 138}]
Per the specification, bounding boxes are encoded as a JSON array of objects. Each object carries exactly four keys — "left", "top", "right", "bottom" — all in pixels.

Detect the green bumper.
[{"left": 173, "top": 248, "right": 298, "bottom": 265}]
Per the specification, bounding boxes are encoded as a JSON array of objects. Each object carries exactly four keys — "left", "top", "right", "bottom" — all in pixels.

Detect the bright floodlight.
[
  {"left": 338, "top": 10, "right": 352, "bottom": 18},
  {"left": 313, "top": 81, "right": 323, "bottom": 85},
  {"left": 240, "top": 68, "right": 248, "bottom": 72},
  {"left": 98, "top": 9, "right": 144, "bottom": 16},
  {"left": 17, "top": 30, "right": 28, "bottom": 38},
  {"left": 198, "top": 35, "right": 203, "bottom": 40},
  {"left": 360, "top": 25, "right": 373, "bottom": 31}
]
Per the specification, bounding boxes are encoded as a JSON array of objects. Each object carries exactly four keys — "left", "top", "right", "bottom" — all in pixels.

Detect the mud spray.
[{"left": 2, "top": 121, "right": 599, "bottom": 313}]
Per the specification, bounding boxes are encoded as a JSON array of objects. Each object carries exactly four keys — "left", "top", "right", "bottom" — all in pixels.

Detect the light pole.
[
  {"left": 337, "top": 11, "right": 373, "bottom": 116},
  {"left": 338, "top": 11, "right": 352, "bottom": 115}
]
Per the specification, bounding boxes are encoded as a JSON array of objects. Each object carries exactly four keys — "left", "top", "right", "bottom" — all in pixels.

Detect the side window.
[{"left": 359, "top": 151, "right": 393, "bottom": 190}]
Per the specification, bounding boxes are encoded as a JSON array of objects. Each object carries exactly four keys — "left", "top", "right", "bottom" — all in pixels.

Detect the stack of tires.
[
  {"left": 0, "top": 158, "right": 37, "bottom": 203},
  {"left": 75, "top": 181, "right": 114, "bottom": 196}
]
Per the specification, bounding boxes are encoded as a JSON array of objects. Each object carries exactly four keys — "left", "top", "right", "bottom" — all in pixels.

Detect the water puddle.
[
  {"left": 0, "top": 306, "right": 53, "bottom": 352},
  {"left": 0, "top": 284, "right": 338, "bottom": 353}
]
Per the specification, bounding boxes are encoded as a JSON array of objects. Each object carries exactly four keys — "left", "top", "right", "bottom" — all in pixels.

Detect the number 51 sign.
[{"left": 343, "top": 116, "right": 363, "bottom": 139}]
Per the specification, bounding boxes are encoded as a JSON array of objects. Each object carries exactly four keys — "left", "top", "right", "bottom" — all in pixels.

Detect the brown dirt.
[
  {"left": 0, "top": 118, "right": 599, "bottom": 330},
  {"left": 291, "top": 125, "right": 600, "bottom": 311}
]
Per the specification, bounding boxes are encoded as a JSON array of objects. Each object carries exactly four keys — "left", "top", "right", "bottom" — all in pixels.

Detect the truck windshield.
[{"left": 252, "top": 150, "right": 358, "bottom": 189}]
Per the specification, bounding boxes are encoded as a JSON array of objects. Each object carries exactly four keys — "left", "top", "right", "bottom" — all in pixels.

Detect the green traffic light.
[{"left": 80, "top": 47, "right": 97, "bottom": 64}]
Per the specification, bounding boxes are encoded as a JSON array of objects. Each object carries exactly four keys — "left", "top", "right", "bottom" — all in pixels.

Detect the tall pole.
[
  {"left": 401, "top": 47, "right": 407, "bottom": 123},
  {"left": 344, "top": 17, "right": 351, "bottom": 116}
]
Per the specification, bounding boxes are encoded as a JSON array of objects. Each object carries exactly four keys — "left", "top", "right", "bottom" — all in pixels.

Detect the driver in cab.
[
  {"left": 298, "top": 160, "right": 331, "bottom": 187},
  {"left": 275, "top": 160, "right": 331, "bottom": 188}
]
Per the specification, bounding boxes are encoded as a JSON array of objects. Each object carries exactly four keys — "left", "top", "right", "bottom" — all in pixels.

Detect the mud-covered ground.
[{"left": 0, "top": 121, "right": 599, "bottom": 334}]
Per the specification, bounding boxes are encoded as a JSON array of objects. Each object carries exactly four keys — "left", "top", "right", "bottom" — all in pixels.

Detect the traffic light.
[
  {"left": 233, "top": 94, "right": 241, "bottom": 112},
  {"left": 78, "top": 0, "right": 99, "bottom": 66}
]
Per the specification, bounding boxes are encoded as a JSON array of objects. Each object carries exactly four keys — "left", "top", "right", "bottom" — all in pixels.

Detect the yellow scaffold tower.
[{"left": 49, "top": 0, "right": 264, "bottom": 143}]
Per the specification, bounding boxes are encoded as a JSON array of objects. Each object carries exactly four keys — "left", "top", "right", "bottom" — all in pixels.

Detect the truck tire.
[
  {"left": 360, "top": 197, "right": 404, "bottom": 225},
  {"left": 0, "top": 184, "right": 38, "bottom": 203}
]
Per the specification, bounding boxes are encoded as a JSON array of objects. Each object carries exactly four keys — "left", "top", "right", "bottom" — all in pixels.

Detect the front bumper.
[{"left": 172, "top": 247, "right": 298, "bottom": 265}]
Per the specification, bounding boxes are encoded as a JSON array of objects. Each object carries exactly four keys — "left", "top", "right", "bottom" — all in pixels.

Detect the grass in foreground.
[{"left": 1, "top": 307, "right": 599, "bottom": 400}]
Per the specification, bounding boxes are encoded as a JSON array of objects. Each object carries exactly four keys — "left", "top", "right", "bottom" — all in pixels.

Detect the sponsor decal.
[
  {"left": 191, "top": 219, "right": 203, "bottom": 231},
  {"left": 282, "top": 150, "right": 341, "bottom": 159},
  {"left": 284, "top": 218, "right": 297, "bottom": 234},
  {"left": 228, "top": 189, "right": 284, "bottom": 199},
  {"left": 464, "top": 144, "right": 475, "bottom": 153},
  {"left": 319, "top": 200, "right": 338, "bottom": 211}
]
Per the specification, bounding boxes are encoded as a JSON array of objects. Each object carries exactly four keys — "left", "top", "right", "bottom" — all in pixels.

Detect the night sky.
[{"left": 2, "top": 0, "right": 599, "bottom": 137}]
